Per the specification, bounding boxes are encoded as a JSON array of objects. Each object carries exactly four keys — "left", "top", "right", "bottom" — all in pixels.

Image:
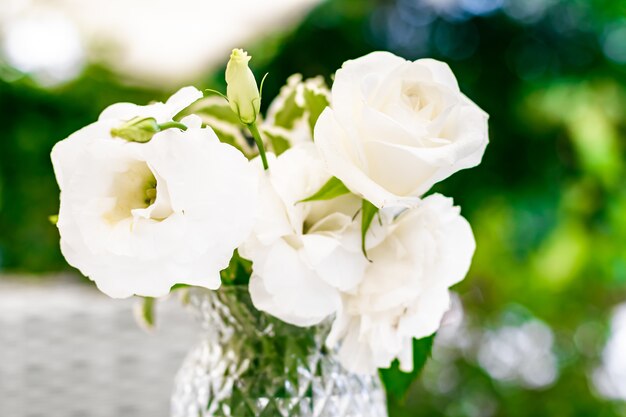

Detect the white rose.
[
  {"left": 315, "top": 51, "right": 489, "bottom": 208},
  {"left": 326, "top": 194, "right": 475, "bottom": 374},
  {"left": 51, "top": 87, "right": 258, "bottom": 298},
  {"left": 240, "top": 144, "right": 368, "bottom": 327}
]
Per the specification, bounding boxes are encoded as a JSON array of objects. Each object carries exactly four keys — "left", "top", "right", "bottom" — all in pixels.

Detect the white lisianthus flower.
[
  {"left": 51, "top": 87, "right": 258, "bottom": 298},
  {"left": 240, "top": 144, "right": 368, "bottom": 327},
  {"left": 326, "top": 194, "right": 475, "bottom": 374},
  {"left": 315, "top": 51, "right": 489, "bottom": 208}
]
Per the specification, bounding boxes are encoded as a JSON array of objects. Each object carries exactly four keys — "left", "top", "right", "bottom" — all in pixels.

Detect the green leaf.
[
  {"left": 274, "top": 89, "right": 305, "bottom": 129},
  {"left": 220, "top": 249, "right": 252, "bottom": 286},
  {"left": 48, "top": 214, "right": 58, "bottom": 225},
  {"left": 361, "top": 199, "right": 379, "bottom": 259},
  {"left": 264, "top": 130, "right": 291, "bottom": 156},
  {"left": 208, "top": 124, "right": 251, "bottom": 155},
  {"left": 211, "top": 127, "right": 240, "bottom": 148},
  {"left": 379, "top": 335, "right": 435, "bottom": 401},
  {"left": 134, "top": 296, "right": 156, "bottom": 329},
  {"left": 303, "top": 87, "right": 330, "bottom": 134},
  {"left": 299, "top": 177, "right": 351, "bottom": 203},
  {"left": 170, "top": 284, "right": 189, "bottom": 291}
]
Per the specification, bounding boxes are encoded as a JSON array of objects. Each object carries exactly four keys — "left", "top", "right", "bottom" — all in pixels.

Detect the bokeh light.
[
  {"left": 593, "top": 304, "right": 626, "bottom": 401},
  {"left": 478, "top": 320, "right": 558, "bottom": 389},
  {"left": 2, "top": 12, "right": 85, "bottom": 85},
  {"left": 603, "top": 21, "right": 626, "bottom": 64}
]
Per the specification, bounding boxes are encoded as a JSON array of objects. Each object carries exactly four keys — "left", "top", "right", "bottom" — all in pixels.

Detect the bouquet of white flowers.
[{"left": 51, "top": 48, "right": 488, "bottom": 415}]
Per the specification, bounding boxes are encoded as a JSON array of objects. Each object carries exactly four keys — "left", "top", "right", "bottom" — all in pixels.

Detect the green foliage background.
[{"left": 1, "top": 0, "right": 626, "bottom": 415}]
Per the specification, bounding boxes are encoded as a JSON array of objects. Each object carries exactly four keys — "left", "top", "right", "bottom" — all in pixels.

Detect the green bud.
[
  {"left": 226, "top": 49, "right": 260, "bottom": 125},
  {"left": 111, "top": 116, "right": 160, "bottom": 143}
]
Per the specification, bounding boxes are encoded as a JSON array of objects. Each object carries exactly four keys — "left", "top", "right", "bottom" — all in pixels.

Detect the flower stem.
[
  {"left": 158, "top": 121, "right": 188, "bottom": 131},
  {"left": 247, "top": 122, "right": 269, "bottom": 170}
]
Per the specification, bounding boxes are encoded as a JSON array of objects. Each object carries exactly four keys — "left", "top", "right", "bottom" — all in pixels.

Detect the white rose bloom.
[
  {"left": 240, "top": 144, "right": 368, "bottom": 327},
  {"left": 51, "top": 87, "right": 258, "bottom": 298},
  {"left": 326, "top": 194, "right": 475, "bottom": 374},
  {"left": 315, "top": 51, "right": 489, "bottom": 208}
]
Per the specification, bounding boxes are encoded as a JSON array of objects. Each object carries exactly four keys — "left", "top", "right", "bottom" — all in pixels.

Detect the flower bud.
[
  {"left": 111, "top": 117, "right": 188, "bottom": 143},
  {"left": 111, "top": 116, "right": 160, "bottom": 143},
  {"left": 226, "top": 49, "right": 260, "bottom": 125}
]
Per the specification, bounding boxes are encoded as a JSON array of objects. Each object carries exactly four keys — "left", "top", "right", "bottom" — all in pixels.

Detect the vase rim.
[{"left": 186, "top": 285, "right": 336, "bottom": 335}]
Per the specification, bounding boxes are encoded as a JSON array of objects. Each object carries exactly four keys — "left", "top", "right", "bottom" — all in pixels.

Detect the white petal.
[
  {"left": 164, "top": 86, "right": 203, "bottom": 115},
  {"left": 414, "top": 58, "right": 460, "bottom": 91},
  {"left": 399, "top": 288, "right": 451, "bottom": 340},
  {"left": 332, "top": 51, "right": 406, "bottom": 124},
  {"left": 248, "top": 239, "right": 340, "bottom": 326},
  {"left": 314, "top": 108, "right": 416, "bottom": 208},
  {"left": 99, "top": 86, "right": 201, "bottom": 123},
  {"left": 301, "top": 233, "right": 367, "bottom": 291}
]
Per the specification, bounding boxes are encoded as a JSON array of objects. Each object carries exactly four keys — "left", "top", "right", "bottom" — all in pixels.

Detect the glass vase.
[{"left": 170, "top": 287, "right": 388, "bottom": 417}]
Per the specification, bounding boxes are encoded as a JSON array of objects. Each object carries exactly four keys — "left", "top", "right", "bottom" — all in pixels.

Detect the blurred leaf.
[
  {"left": 532, "top": 220, "right": 589, "bottom": 289},
  {"left": 263, "top": 130, "right": 291, "bottom": 155},
  {"left": 211, "top": 125, "right": 250, "bottom": 155},
  {"left": 266, "top": 74, "right": 329, "bottom": 136},
  {"left": 380, "top": 335, "right": 435, "bottom": 401},
  {"left": 302, "top": 85, "right": 330, "bottom": 133},
  {"left": 134, "top": 297, "right": 156, "bottom": 330},
  {"left": 274, "top": 89, "right": 305, "bottom": 129}
]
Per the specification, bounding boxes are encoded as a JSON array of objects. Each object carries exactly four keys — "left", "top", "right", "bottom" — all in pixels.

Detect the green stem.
[
  {"left": 247, "top": 122, "right": 269, "bottom": 170},
  {"left": 158, "top": 121, "right": 188, "bottom": 131}
]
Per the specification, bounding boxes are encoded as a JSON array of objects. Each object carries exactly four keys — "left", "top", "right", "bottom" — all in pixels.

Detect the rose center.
[
  {"left": 402, "top": 85, "right": 424, "bottom": 112},
  {"left": 400, "top": 82, "right": 447, "bottom": 122}
]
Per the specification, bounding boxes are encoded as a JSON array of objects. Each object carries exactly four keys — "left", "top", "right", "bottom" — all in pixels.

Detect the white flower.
[
  {"left": 326, "top": 194, "right": 475, "bottom": 374},
  {"left": 98, "top": 86, "right": 201, "bottom": 124},
  {"left": 240, "top": 144, "right": 368, "bottom": 327},
  {"left": 315, "top": 51, "right": 489, "bottom": 208},
  {"left": 51, "top": 87, "right": 258, "bottom": 298}
]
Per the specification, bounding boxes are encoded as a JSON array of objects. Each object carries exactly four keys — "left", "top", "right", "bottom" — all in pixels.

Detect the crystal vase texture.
[{"left": 170, "top": 287, "right": 389, "bottom": 417}]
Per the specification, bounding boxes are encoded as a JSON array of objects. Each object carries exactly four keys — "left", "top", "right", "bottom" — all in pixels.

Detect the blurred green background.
[{"left": 1, "top": 0, "right": 626, "bottom": 415}]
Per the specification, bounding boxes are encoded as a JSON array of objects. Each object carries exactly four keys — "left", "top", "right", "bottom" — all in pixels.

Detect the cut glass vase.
[{"left": 171, "top": 287, "right": 388, "bottom": 417}]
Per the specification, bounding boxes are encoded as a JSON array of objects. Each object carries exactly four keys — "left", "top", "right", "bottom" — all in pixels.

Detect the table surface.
[{"left": 0, "top": 274, "right": 200, "bottom": 417}]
